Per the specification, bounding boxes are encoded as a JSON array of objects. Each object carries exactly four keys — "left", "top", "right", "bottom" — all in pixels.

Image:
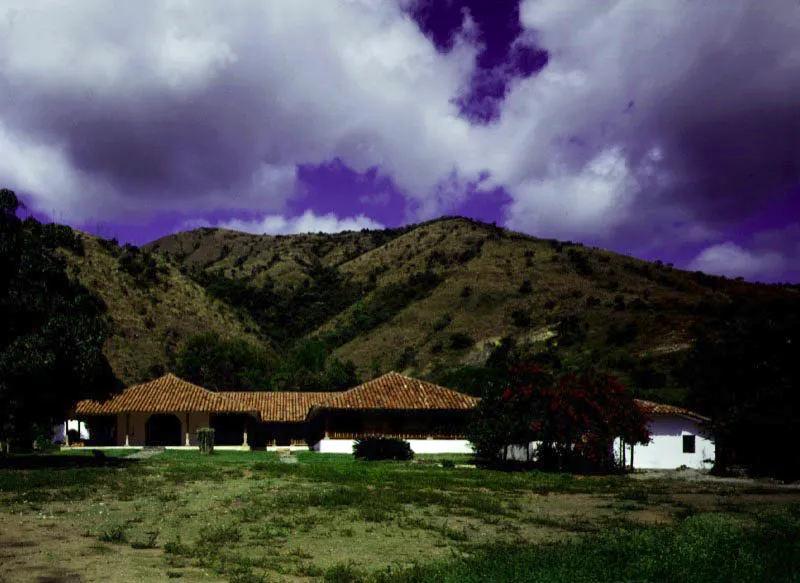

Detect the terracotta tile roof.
[
  {"left": 225, "top": 392, "right": 332, "bottom": 422},
  {"left": 310, "top": 372, "right": 478, "bottom": 415},
  {"left": 74, "top": 374, "right": 249, "bottom": 415},
  {"left": 635, "top": 399, "right": 710, "bottom": 422}
]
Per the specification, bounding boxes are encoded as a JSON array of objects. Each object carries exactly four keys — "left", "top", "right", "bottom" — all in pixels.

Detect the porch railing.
[{"left": 327, "top": 432, "right": 467, "bottom": 440}]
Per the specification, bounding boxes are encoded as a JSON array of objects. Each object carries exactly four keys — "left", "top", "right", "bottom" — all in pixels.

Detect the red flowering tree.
[{"left": 468, "top": 363, "right": 650, "bottom": 472}]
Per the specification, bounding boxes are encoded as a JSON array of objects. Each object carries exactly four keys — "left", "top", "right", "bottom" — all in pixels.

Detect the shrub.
[
  {"left": 99, "top": 523, "right": 129, "bottom": 544},
  {"left": 449, "top": 332, "right": 475, "bottom": 350},
  {"left": 460, "top": 285, "right": 472, "bottom": 298},
  {"left": 432, "top": 315, "right": 452, "bottom": 332},
  {"left": 510, "top": 309, "right": 532, "bottom": 328},
  {"left": 396, "top": 346, "right": 418, "bottom": 370},
  {"left": 353, "top": 437, "right": 414, "bottom": 461},
  {"left": 130, "top": 531, "right": 159, "bottom": 549},
  {"left": 518, "top": 280, "right": 533, "bottom": 295},
  {"left": 324, "top": 563, "right": 364, "bottom": 583},
  {"left": 197, "top": 427, "right": 215, "bottom": 454}
]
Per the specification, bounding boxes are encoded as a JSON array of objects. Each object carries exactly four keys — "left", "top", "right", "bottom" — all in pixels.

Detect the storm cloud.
[{"left": 0, "top": 0, "right": 798, "bottom": 280}]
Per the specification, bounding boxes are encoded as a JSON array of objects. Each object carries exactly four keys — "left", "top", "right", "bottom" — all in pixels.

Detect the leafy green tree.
[
  {"left": 324, "top": 357, "right": 361, "bottom": 392},
  {"left": 175, "top": 332, "right": 279, "bottom": 391},
  {"left": 684, "top": 297, "right": 800, "bottom": 481},
  {"left": 0, "top": 189, "right": 121, "bottom": 448}
]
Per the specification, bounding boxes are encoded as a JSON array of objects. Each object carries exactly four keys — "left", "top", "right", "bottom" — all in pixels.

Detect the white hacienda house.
[
  {"left": 59, "top": 373, "right": 714, "bottom": 469},
  {"left": 615, "top": 400, "right": 715, "bottom": 470}
]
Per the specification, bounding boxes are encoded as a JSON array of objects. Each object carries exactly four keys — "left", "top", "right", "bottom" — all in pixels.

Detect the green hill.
[
  {"left": 57, "top": 233, "right": 271, "bottom": 385},
  {"left": 140, "top": 216, "right": 800, "bottom": 404}
]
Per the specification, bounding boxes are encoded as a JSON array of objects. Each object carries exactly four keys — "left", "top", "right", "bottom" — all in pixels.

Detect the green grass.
[
  {"left": 370, "top": 512, "right": 800, "bottom": 583},
  {"left": 2, "top": 451, "right": 799, "bottom": 582}
]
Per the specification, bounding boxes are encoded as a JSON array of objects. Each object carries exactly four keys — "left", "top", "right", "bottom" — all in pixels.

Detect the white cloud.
[
  {"left": 504, "top": 146, "right": 635, "bottom": 238},
  {"left": 0, "top": 0, "right": 484, "bottom": 222},
  {"left": 688, "top": 241, "right": 787, "bottom": 281},
  {"left": 1, "top": 0, "right": 798, "bottom": 253},
  {"left": 192, "top": 210, "right": 385, "bottom": 235},
  {"left": 488, "top": 0, "right": 800, "bottom": 241}
]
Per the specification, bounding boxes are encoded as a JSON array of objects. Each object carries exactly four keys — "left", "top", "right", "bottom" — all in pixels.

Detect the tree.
[
  {"left": 684, "top": 297, "right": 800, "bottom": 481},
  {"left": 175, "top": 332, "right": 279, "bottom": 391},
  {"left": 0, "top": 189, "right": 121, "bottom": 448},
  {"left": 468, "top": 362, "right": 650, "bottom": 472}
]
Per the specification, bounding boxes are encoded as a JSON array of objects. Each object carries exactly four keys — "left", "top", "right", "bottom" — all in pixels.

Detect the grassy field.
[{"left": 1, "top": 451, "right": 799, "bottom": 583}]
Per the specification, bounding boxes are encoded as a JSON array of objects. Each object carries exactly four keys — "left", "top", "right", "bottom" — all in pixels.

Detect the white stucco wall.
[
  {"left": 312, "top": 439, "right": 473, "bottom": 455},
  {"left": 615, "top": 416, "right": 715, "bottom": 470}
]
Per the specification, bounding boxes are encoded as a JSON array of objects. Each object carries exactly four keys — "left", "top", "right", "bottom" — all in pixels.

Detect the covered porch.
[{"left": 71, "top": 374, "right": 258, "bottom": 449}]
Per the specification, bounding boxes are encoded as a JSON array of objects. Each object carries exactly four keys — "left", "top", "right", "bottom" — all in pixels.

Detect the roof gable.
[
  {"left": 74, "top": 373, "right": 245, "bottom": 415},
  {"left": 634, "top": 399, "right": 710, "bottom": 422},
  {"left": 310, "top": 372, "right": 478, "bottom": 414}
]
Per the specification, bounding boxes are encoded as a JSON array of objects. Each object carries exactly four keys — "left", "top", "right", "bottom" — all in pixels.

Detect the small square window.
[{"left": 683, "top": 435, "right": 696, "bottom": 454}]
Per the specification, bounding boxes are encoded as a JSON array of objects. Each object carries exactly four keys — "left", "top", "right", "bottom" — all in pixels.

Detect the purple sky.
[{"left": 2, "top": 0, "right": 799, "bottom": 282}]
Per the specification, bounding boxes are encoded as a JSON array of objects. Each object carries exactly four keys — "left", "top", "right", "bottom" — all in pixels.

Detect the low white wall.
[
  {"left": 313, "top": 439, "right": 473, "bottom": 455},
  {"left": 52, "top": 420, "right": 90, "bottom": 443},
  {"left": 504, "top": 442, "right": 538, "bottom": 462},
  {"left": 314, "top": 439, "right": 355, "bottom": 454},
  {"left": 615, "top": 416, "right": 715, "bottom": 470},
  {"left": 406, "top": 439, "right": 473, "bottom": 454}
]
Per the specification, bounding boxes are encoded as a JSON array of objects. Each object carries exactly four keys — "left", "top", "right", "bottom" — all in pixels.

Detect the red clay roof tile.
[
  {"left": 225, "top": 392, "right": 331, "bottom": 422},
  {"left": 635, "top": 399, "right": 710, "bottom": 422},
  {"left": 74, "top": 374, "right": 247, "bottom": 415},
  {"left": 311, "top": 372, "right": 478, "bottom": 414}
]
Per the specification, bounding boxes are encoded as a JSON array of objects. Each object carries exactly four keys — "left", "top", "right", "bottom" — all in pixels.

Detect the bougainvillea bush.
[{"left": 468, "top": 363, "right": 650, "bottom": 473}]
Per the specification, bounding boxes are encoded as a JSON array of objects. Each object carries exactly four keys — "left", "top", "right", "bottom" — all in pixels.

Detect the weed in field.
[
  {"left": 438, "top": 523, "right": 469, "bottom": 542},
  {"left": 296, "top": 562, "right": 325, "bottom": 576},
  {"left": 130, "top": 530, "right": 159, "bottom": 549},
  {"left": 227, "top": 563, "right": 269, "bottom": 583},
  {"left": 361, "top": 506, "right": 395, "bottom": 523},
  {"left": 325, "top": 562, "right": 365, "bottom": 583},
  {"left": 98, "top": 523, "right": 129, "bottom": 544},
  {"left": 249, "top": 524, "right": 289, "bottom": 542}
]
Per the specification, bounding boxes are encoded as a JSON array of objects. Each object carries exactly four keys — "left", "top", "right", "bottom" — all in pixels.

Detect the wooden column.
[
  {"left": 124, "top": 413, "right": 130, "bottom": 447},
  {"left": 242, "top": 421, "right": 249, "bottom": 448},
  {"left": 185, "top": 413, "right": 191, "bottom": 447}
]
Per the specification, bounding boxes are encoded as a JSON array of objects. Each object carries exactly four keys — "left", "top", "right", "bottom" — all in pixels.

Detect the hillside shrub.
[
  {"left": 518, "top": 280, "right": 533, "bottom": 295},
  {"left": 353, "top": 437, "right": 414, "bottom": 461},
  {"left": 449, "top": 332, "right": 475, "bottom": 350},
  {"left": 396, "top": 346, "right": 418, "bottom": 370},
  {"left": 585, "top": 296, "right": 601, "bottom": 308},
  {"left": 510, "top": 309, "right": 532, "bottom": 328},
  {"left": 606, "top": 322, "right": 639, "bottom": 346}
]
